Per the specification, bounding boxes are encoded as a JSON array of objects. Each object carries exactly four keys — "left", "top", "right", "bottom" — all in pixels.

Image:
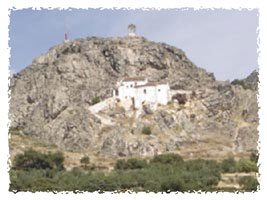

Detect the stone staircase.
[{"left": 88, "top": 98, "right": 115, "bottom": 126}]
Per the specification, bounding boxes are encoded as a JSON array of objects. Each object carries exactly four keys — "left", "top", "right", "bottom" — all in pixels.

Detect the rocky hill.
[
  {"left": 9, "top": 36, "right": 259, "bottom": 162},
  {"left": 242, "top": 70, "right": 259, "bottom": 90},
  {"left": 231, "top": 70, "right": 258, "bottom": 91}
]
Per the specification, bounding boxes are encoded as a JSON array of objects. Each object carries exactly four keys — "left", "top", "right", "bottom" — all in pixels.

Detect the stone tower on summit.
[{"left": 128, "top": 24, "right": 137, "bottom": 37}]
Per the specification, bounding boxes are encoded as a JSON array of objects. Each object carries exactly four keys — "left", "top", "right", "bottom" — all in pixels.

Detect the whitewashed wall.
[
  {"left": 113, "top": 80, "right": 170, "bottom": 109},
  {"left": 113, "top": 79, "right": 147, "bottom": 100},
  {"left": 156, "top": 84, "right": 171, "bottom": 105},
  {"left": 135, "top": 86, "right": 157, "bottom": 108}
]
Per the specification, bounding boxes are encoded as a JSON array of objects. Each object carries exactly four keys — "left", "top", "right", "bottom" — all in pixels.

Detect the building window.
[
  {"left": 144, "top": 89, "right": 146, "bottom": 94},
  {"left": 115, "top": 89, "right": 119, "bottom": 96},
  {"left": 125, "top": 96, "right": 127, "bottom": 99},
  {"left": 158, "top": 89, "right": 161, "bottom": 92},
  {"left": 131, "top": 84, "right": 133, "bottom": 87}
]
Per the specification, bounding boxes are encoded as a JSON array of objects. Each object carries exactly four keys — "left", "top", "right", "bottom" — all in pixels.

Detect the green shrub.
[
  {"left": 13, "top": 149, "right": 64, "bottom": 171},
  {"left": 143, "top": 180, "right": 161, "bottom": 192},
  {"left": 231, "top": 79, "right": 243, "bottom": 85},
  {"left": 9, "top": 169, "right": 60, "bottom": 192},
  {"left": 236, "top": 159, "right": 258, "bottom": 173},
  {"left": 80, "top": 156, "right": 90, "bottom": 165},
  {"left": 151, "top": 153, "right": 184, "bottom": 165},
  {"left": 250, "top": 151, "right": 259, "bottom": 163},
  {"left": 172, "top": 93, "right": 187, "bottom": 105},
  {"left": 114, "top": 160, "right": 126, "bottom": 170},
  {"left": 142, "top": 126, "right": 152, "bottom": 135},
  {"left": 239, "top": 176, "right": 259, "bottom": 191},
  {"left": 97, "top": 176, "right": 119, "bottom": 192},
  {"left": 91, "top": 96, "right": 100, "bottom": 105},
  {"left": 231, "top": 79, "right": 245, "bottom": 88},
  {"left": 115, "top": 158, "right": 147, "bottom": 170},
  {"left": 231, "top": 79, "right": 250, "bottom": 90},
  {"left": 221, "top": 157, "right": 237, "bottom": 173},
  {"left": 183, "top": 159, "right": 221, "bottom": 182},
  {"left": 160, "top": 177, "right": 185, "bottom": 192},
  {"left": 10, "top": 153, "right": 225, "bottom": 192},
  {"left": 49, "top": 152, "right": 64, "bottom": 170},
  {"left": 9, "top": 127, "right": 20, "bottom": 135}
]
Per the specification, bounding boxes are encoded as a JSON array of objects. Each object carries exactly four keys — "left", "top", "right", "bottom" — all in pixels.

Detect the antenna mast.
[{"left": 64, "top": 16, "right": 70, "bottom": 42}]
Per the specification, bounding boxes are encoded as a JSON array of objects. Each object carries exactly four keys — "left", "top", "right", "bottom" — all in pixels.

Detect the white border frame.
[{"left": 1, "top": 0, "right": 266, "bottom": 200}]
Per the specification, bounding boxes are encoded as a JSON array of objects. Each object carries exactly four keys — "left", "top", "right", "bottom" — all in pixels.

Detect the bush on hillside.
[
  {"left": 142, "top": 126, "right": 152, "bottom": 135},
  {"left": 91, "top": 96, "right": 100, "bottom": 105},
  {"left": 172, "top": 93, "right": 187, "bottom": 105},
  {"left": 161, "top": 178, "right": 185, "bottom": 192},
  {"left": 9, "top": 152, "right": 225, "bottom": 192},
  {"left": 236, "top": 159, "right": 258, "bottom": 173},
  {"left": 239, "top": 176, "right": 259, "bottom": 191},
  {"left": 250, "top": 151, "right": 259, "bottom": 163},
  {"left": 9, "top": 127, "right": 20, "bottom": 135},
  {"left": 115, "top": 158, "right": 148, "bottom": 170},
  {"left": 13, "top": 149, "right": 64, "bottom": 171},
  {"left": 80, "top": 156, "right": 90, "bottom": 165},
  {"left": 151, "top": 153, "right": 184, "bottom": 165},
  {"left": 49, "top": 152, "right": 64, "bottom": 170},
  {"left": 231, "top": 79, "right": 248, "bottom": 90},
  {"left": 221, "top": 157, "right": 237, "bottom": 173},
  {"left": 10, "top": 154, "right": 224, "bottom": 192}
]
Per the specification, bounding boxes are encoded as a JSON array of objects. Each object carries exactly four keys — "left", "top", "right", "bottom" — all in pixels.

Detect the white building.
[{"left": 113, "top": 77, "right": 171, "bottom": 109}]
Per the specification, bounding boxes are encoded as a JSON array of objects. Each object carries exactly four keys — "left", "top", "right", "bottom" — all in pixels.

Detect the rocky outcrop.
[
  {"left": 231, "top": 70, "right": 259, "bottom": 91},
  {"left": 9, "top": 36, "right": 259, "bottom": 160},
  {"left": 242, "top": 70, "right": 259, "bottom": 91},
  {"left": 235, "top": 126, "right": 259, "bottom": 152}
]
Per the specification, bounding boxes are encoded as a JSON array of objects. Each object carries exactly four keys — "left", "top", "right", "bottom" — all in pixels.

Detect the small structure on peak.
[
  {"left": 128, "top": 24, "right": 137, "bottom": 37},
  {"left": 64, "top": 33, "right": 69, "bottom": 42},
  {"left": 113, "top": 77, "right": 171, "bottom": 109}
]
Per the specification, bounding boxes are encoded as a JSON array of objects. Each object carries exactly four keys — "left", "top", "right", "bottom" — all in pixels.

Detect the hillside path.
[{"left": 88, "top": 97, "right": 115, "bottom": 126}]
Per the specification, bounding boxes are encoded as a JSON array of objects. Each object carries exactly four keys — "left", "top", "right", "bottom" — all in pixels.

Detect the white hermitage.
[{"left": 113, "top": 77, "right": 171, "bottom": 109}]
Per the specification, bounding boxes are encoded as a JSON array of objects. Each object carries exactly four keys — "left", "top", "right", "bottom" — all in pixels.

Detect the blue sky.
[{"left": 9, "top": 8, "right": 258, "bottom": 81}]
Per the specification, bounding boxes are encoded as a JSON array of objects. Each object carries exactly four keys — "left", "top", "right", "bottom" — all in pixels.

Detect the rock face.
[
  {"left": 231, "top": 70, "right": 259, "bottom": 91},
  {"left": 9, "top": 36, "right": 259, "bottom": 159},
  {"left": 242, "top": 70, "right": 259, "bottom": 91}
]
